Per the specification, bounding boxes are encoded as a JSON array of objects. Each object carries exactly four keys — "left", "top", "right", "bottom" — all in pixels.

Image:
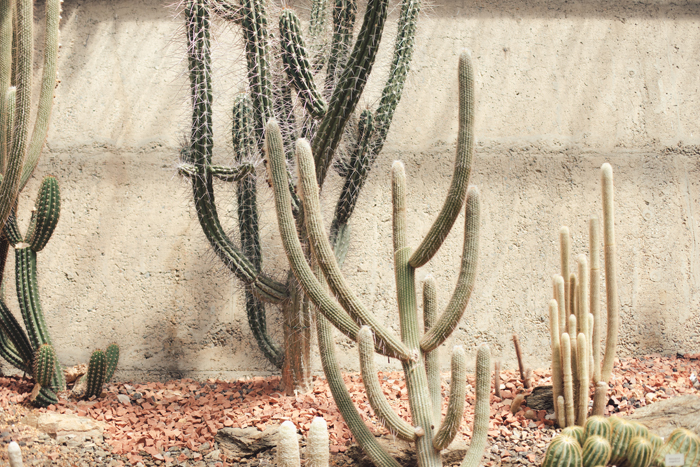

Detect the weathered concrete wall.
[{"left": 5, "top": 0, "right": 698, "bottom": 380}]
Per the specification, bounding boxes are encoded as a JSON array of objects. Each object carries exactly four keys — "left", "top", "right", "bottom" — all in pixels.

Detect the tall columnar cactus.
[
  {"left": 0, "top": 175, "right": 65, "bottom": 406},
  {"left": 265, "top": 52, "right": 489, "bottom": 467},
  {"left": 548, "top": 163, "right": 619, "bottom": 424},
  {"left": 182, "top": 0, "right": 421, "bottom": 393}
]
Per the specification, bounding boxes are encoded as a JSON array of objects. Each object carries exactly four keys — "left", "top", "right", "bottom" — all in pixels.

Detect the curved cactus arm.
[
  {"left": 432, "top": 346, "right": 466, "bottom": 450},
  {"left": 357, "top": 326, "right": 416, "bottom": 441},
  {"left": 0, "top": 87, "right": 14, "bottom": 174},
  {"left": 422, "top": 276, "right": 441, "bottom": 425},
  {"left": 17, "top": 0, "right": 61, "bottom": 192},
  {"left": 307, "top": 417, "right": 330, "bottom": 467},
  {"left": 316, "top": 312, "right": 401, "bottom": 467},
  {"left": 0, "top": 329, "right": 30, "bottom": 373},
  {"left": 312, "top": 0, "right": 389, "bottom": 186},
  {"left": 459, "top": 344, "right": 491, "bottom": 467},
  {"left": 294, "top": 136, "right": 409, "bottom": 361},
  {"left": 0, "top": 299, "right": 33, "bottom": 368},
  {"left": 26, "top": 175, "right": 60, "bottom": 253},
  {"left": 408, "top": 52, "right": 474, "bottom": 268},
  {"left": 33, "top": 386, "right": 58, "bottom": 407},
  {"left": 206, "top": 0, "right": 244, "bottom": 22},
  {"left": 0, "top": 0, "right": 32, "bottom": 231},
  {"left": 279, "top": 10, "right": 327, "bottom": 118},
  {"left": 264, "top": 119, "right": 362, "bottom": 345},
  {"left": 420, "top": 187, "right": 480, "bottom": 352},
  {"left": 3, "top": 211, "right": 22, "bottom": 246},
  {"left": 600, "top": 163, "right": 618, "bottom": 383}
]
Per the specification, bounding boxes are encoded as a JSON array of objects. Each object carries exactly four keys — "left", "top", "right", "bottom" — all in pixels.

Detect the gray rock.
[
  {"left": 116, "top": 394, "right": 131, "bottom": 405},
  {"left": 626, "top": 394, "right": 700, "bottom": 437},
  {"left": 526, "top": 386, "right": 554, "bottom": 411},
  {"left": 23, "top": 412, "right": 105, "bottom": 445},
  {"left": 215, "top": 425, "right": 280, "bottom": 458}
]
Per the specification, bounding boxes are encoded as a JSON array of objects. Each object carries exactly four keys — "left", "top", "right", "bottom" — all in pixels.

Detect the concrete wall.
[{"left": 5, "top": 0, "right": 699, "bottom": 380}]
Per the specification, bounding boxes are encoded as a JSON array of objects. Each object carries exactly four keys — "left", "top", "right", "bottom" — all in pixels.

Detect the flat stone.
[
  {"left": 626, "top": 394, "right": 700, "bottom": 437},
  {"left": 116, "top": 394, "right": 131, "bottom": 405},
  {"left": 215, "top": 426, "right": 280, "bottom": 458},
  {"left": 23, "top": 412, "right": 105, "bottom": 444}
]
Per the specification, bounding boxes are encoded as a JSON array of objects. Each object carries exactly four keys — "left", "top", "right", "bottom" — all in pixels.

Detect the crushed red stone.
[{"left": 0, "top": 354, "right": 697, "bottom": 466}]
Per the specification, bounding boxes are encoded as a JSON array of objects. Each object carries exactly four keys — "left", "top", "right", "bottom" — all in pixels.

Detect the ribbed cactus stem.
[
  {"left": 561, "top": 333, "right": 575, "bottom": 427},
  {"left": 549, "top": 298, "right": 563, "bottom": 426},
  {"left": 582, "top": 435, "right": 612, "bottom": 467},
  {"left": 432, "top": 346, "right": 466, "bottom": 450},
  {"left": 623, "top": 436, "right": 653, "bottom": 467},
  {"left": 86, "top": 349, "right": 106, "bottom": 399},
  {"left": 584, "top": 415, "right": 612, "bottom": 442},
  {"left": 459, "top": 344, "right": 491, "bottom": 467},
  {"left": 569, "top": 273, "right": 578, "bottom": 323},
  {"left": 33, "top": 343, "right": 56, "bottom": 387},
  {"left": 560, "top": 227, "right": 571, "bottom": 316},
  {"left": 422, "top": 276, "right": 441, "bottom": 425},
  {"left": 307, "top": 417, "right": 330, "bottom": 467},
  {"left": 409, "top": 51, "right": 474, "bottom": 268},
  {"left": 8, "top": 441, "right": 23, "bottom": 467},
  {"left": 600, "top": 163, "right": 619, "bottom": 383},
  {"left": 556, "top": 396, "right": 566, "bottom": 428},
  {"left": 609, "top": 416, "right": 635, "bottom": 466},
  {"left": 26, "top": 175, "right": 60, "bottom": 253},
  {"left": 576, "top": 256, "right": 589, "bottom": 340},
  {"left": 568, "top": 313, "right": 578, "bottom": 411},
  {"left": 420, "top": 186, "right": 480, "bottom": 352},
  {"left": 277, "top": 421, "right": 301, "bottom": 467},
  {"left": 104, "top": 343, "right": 120, "bottom": 382},
  {"left": 554, "top": 274, "right": 566, "bottom": 342},
  {"left": 0, "top": 88, "right": 14, "bottom": 173},
  {"left": 589, "top": 216, "right": 601, "bottom": 384},
  {"left": 357, "top": 326, "right": 415, "bottom": 441},
  {"left": 576, "top": 333, "right": 589, "bottom": 426},
  {"left": 542, "top": 435, "right": 582, "bottom": 467}
]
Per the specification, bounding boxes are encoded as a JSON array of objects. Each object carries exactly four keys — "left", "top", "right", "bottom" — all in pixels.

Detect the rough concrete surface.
[{"left": 4, "top": 0, "right": 698, "bottom": 381}]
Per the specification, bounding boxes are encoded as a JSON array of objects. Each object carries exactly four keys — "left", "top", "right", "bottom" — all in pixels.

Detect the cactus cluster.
[
  {"left": 182, "top": 0, "right": 421, "bottom": 393},
  {"left": 277, "top": 418, "right": 330, "bottom": 467},
  {"left": 264, "top": 52, "right": 489, "bottom": 467},
  {"left": 542, "top": 416, "right": 699, "bottom": 467},
  {"left": 548, "top": 163, "right": 620, "bottom": 426}
]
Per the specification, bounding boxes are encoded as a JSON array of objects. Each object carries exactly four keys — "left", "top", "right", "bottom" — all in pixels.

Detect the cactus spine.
[
  {"left": 183, "top": 0, "right": 421, "bottom": 393},
  {"left": 549, "top": 164, "right": 619, "bottom": 423},
  {"left": 266, "top": 52, "right": 489, "bottom": 467}
]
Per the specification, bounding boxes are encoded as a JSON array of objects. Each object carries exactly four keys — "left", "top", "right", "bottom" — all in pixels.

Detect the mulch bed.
[{"left": 0, "top": 354, "right": 698, "bottom": 466}]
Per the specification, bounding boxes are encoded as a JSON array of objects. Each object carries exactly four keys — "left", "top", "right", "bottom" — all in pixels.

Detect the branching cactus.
[
  {"left": 181, "top": 0, "right": 421, "bottom": 393},
  {"left": 264, "top": 52, "right": 490, "bottom": 467},
  {"left": 548, "top": 163, "right": 619, "bottom": 425},
  {"left": 0, "top": 175, "right": 65, "bottom": 406}
]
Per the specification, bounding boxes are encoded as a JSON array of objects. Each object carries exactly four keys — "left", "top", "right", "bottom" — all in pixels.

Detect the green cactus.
[
  {"left": 651, "top": 428, "right": 700, "bottom": 467},
  {"left": 583, "top": 416, "right": 612, "bottom": 443},
  {"left": 621, "top": 436, "right": 654, "bottom": 467},
  {"left": 542, "top": 435, "right": 583, "bottom": 467},
  {"left": 104, "top": 343, "right": 120, "bottom": 382},
  {"left": 33, "top": 343, "right": 56, "bottom": 387},
  {"left": 182, "top": 0, "right": 421, "bottom": 393},
  {"left": 582, "top": 435, "right": 612, "bottom": 467},
  {"left": 563, "top": 426, "right": 586, "bottom": 447},
  {"left": 609, "top": 416, "right": 636, "bottom": 466},
  {"left": 85, "top": 349, "right": 106, "bottom": 399},
  {"left": 265, "top": 52, "right": 489, "bottom": 467}
]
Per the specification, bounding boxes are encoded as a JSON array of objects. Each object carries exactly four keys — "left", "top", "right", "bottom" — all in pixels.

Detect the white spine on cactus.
[
  {"left": 307, "top": 417, "right": 330, "bottom": 467},
  {"left": 277, "top": 420, "right": 301, "bottom": 467},
  {"left": 8, "top": 441, "right": 23, "bottom": 467}
]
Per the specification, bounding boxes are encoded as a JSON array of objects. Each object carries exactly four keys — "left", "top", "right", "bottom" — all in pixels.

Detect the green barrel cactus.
[
  {"left": 563, "top": 425, "right": 586, "bottom": 447},
  {"left": 584, "top": 416, "right": 612, "bottom": 443},
  {"left": 651, "top": 428, "right": 700, "bottom": 467},
  {"left": 610, "top": 416, "right": 636, "bottom": 466},
  {"left": 543, "top": 435, "right": 583, "bottom": 467},
  {"left": 621, "top": 436, "right": 654, "bottom": 467},
  {"left": 582, "top": 435, "right": 612, "bottom": 467}
]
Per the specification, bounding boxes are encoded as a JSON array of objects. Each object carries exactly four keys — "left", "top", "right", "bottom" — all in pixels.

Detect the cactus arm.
[
  {"left": 357, "top": 326, "right": 416, "bottom": 441},
  {"left": 3, "top": 212, "right": 22, "bottom": 246},
  {"left": 26, "top": 175, "right": 60, "bottom": 253},
  {"left": 576, "top": 255, "right": 589, "bottom": 340},
  {"left": 459, "top": 344, "right": 491, "bottom": 467},
  {"left": 0, "top": 0, "right": 11, "bottom": 118},
  {"left": 391, "top": 161, "right": 441, "bottom": 467},
  {"left": 279, "top": 10, "right": 327, "bottom": 118},
  {"left": 561, "top": 332, "right": 575, "bottom": 427},
  {"left": 419, "top": 187, "right": 480, "bottom": 352},
  {"left": 206, "top": 0, "right": 244, "bottom": 22},
  {"left": 18, "top": 0, "right": 61, "bottom": 192},
  {"left": 554, "top": 274, "right": 566, "bottom": 340},
  {"left": 277, "top": 421, "right": 301, "bottom": 467},
  {"left": 324, "top": 0, "right": 356, "bottom": 98},
  {"left": 104, "top": 343, "right": 120, "bottom": 381},
  {"left": 33, "top": 343, "right": 56, "bottom": 387},
  {"left": 177, "top": 163, "right": 254, "bottom": 182},
  {"left": 308, "top": 0, "right": 327, "bottom": 38},
  {"left": 294, "top": 137, "right": 410, "bottom": 360},
  {"left": 307, "top": 417, "right": 330, "bottom": 467},
  {"left": 312, "top": 0, "right": 389, "bottom": 186},
  {"left": 600, "top": 163, "right": 618, "bottom": 383},
  {"left": 408, "top": 52, "right": 474, "bottom": 268},
  {"left": 264, "top": 120, "right": 362, "bottom": 344},
  {"left": 576, "top": 333, "right": 589, "bottom": 427},
  {"left": 422, "top": 276, "right": 441, "bottom": 425},
  {"left": 0, "top": 91, "right": 13, "bottom": 178},
  {"left": 0, "top": 0, "right": 31, "bottom": 230},
  {"left": 432, "top": 345, "right": 466, "bottom": 450},
  {"left": 549, "top": 298, "right": 564, "bottom": 427},
  {"left": 0, "top": 328, "right": 30, "bottom": 373},
  {"left": 0, "top": 298, "right": 33, "bottom": 367},
  {"left": 33, "top": 386, "right": 58, "bottom": 407},
  {"left": 560, "top": 226, "right": 571, "bottom": 316},
  {"left": 85, "top": 349, "right": 106, "bottom": 399},
  {"left": 316, "top": 312, "right": 401, "bottom": 467},
  {"left": 589, "top": 216, "right": 601, "bottom": 384}
]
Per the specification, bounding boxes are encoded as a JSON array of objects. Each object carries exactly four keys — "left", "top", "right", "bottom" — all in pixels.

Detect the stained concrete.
[{"left": 4, "top": 0, "right": 698, "bottom": 380}]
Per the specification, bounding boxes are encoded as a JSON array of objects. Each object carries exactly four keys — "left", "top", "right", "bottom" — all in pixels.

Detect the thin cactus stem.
[
  {"left": 554, "top": 274, "right": 566, "bottom": 341},
  {"left": 316, "top": 312, "right": 400, "bottom": 467},
  {"left": 513, "top": 333, "right": 526, "bottom": 384},
  {"left": 85, "top": 349, "right": 106, "bottom": 399},
  {"left": 292, "top": 136, "right": 410, "bottom": 360},
  {"left": 549, "top": 299, "right": 563, "bottom": 426},
  {"left": 459, "top": 344, "right": 490, "bottom": 467},
  {"left": 591, "top": 381, "right": 607, "bottom": 416},
  {"left": 308, "top": 0, "right": 327, "bottom": 38},
  {"left": 419, "top": 187, "right": 480, "bottom": 352},
  {"left": 104, "top": 343, "right": 120, "bottom": 382},
  {"left": 0, "top": 298, "right": 33, "bottom": 367},
  {"left": 576, "top": 333, "right": 589, "bottom": 427},
  {"left": 569, "top": 273, "right": 577, "bottom": 322},
  {"left": 568, "top": 312, "right": 578, "bottom": 412},
  {"left": 422, "top": 276, "right": 441, "bottom": 425},
  {"left": 0, "top": 330, "right": 29, "bottom": 373},
  {"left": 556, "top": 396, "right": 566, "bottom": 429},
  {"left": 560, "top": 227, "right": 571, "bottom": 316},
  {"left": 0, "top": 1, "right": 11, "bottom": 132},
  {"left": 0, "top": 88, "right": 14, "bottom": 174},
  {"left": 409, "top": 52, "right": 474, "bottom": 268},
  {"left": 589, "top": 216, "right": 601, "bottom": 384},
  {"left": 432, "top": 346, "right": 466, "bottom": 450},
  {"left": 576, "top": 256, "right": 589, "bottom": 340},
  {"left": 324, "top": 0, "right": 356, "bottom": 97},
  {"left": 561, "top": 333, "right": 575, "bottom": 427},
  {"left": 494, "top": 360, "right": 502, "bottom": 399},
  {"left": 358, "top": 326, "right": 416, "bottom": 441},
  {"left": 600, "top": 163, "right": 618, "bottom": 383}
]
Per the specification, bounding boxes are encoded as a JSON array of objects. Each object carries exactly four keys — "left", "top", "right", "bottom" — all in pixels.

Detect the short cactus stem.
[
  {"left": 33, "top": 344, "right": 56, "bottom": 387},
  {"left": 104, "top": 343, "right": 120, "bottom": 382},
  {"left": 8, "top": 441, "right": 23, "bottom": 467},
  {"left": 307, "top": 417, "right": 330, "bottom": 467},
  {"left": 85, "top": 349, "right": 107, "bottom": 399},
  {"left": 277, "top": 421, "right": 301, "bottom": 467}
]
